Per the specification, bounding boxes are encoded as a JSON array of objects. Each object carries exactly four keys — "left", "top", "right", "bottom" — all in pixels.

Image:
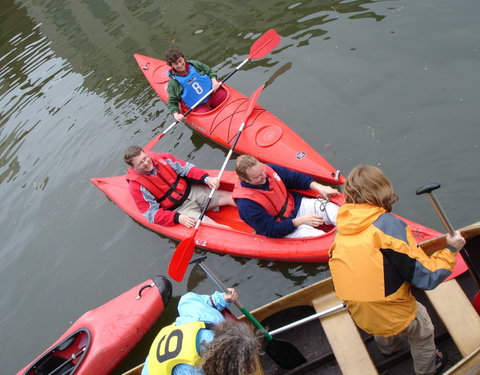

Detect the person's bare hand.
[
  {"left": 206, "top": 176, "right": 220, "bottom": 190},
  {"left": 179, "top": 214, "right": 196, "bottom": 228},
  {"left": 211, "top": 78, "right": 221, "bottom": 92},
  {"left": 310, "top": 182, "right": 339, "bottom": 199},
  {"left": 174, "top": 112, "right": 185, "bottom": 122},
  {"left": 446, "top": 230, "right": 466, "bottom": 251},
  {"left": 223, "top": 288, "right": 238, "bottom": 303},
  {"left": 298, "top": 213, "right": 324, "bottom": 227}
]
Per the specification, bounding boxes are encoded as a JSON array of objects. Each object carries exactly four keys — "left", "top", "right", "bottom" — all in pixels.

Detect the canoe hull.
[{"left": 134, "top": 53, "right": 345, "bottom": 185}]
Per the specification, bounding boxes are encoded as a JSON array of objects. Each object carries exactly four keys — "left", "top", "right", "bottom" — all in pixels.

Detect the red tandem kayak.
[
  {"left": 17, "top": 275, "right": 172, "bottom": 375},
  {"left": 134, "top": 54, "right": 345, "bottom": 185},
  {"left": 91, "top": 170, "right": 467, "bottom": 273}
]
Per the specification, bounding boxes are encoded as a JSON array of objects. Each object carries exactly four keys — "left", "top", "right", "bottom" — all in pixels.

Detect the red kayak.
[
  {"left": 134, "top": 54, "right": 345, "bottom": 185},
  {"left": 91, "top": 170, "right": 456, "bottom": 266},
  {"left": 17, "top": 275, "right": 172, "bottom": 375}
]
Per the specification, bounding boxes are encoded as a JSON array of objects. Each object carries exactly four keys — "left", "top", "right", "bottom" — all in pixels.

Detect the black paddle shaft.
[{"left": 416, "top": 183, "right": 480, "bottom": 287}]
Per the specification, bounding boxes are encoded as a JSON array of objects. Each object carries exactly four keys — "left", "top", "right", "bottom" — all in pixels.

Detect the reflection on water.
[{"left": 1, "top": 0, "right": 479, "bottom": 373}]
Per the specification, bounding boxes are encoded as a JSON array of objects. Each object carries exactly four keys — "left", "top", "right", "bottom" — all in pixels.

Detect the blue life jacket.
[{"left": 172, "top": 64, "right": 212, "bottom": 108}]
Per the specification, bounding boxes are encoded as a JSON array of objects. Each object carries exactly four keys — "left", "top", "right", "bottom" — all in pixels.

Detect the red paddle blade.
[
  {"left": 168, "top": 231, "right": 197, "bottom": 282},
  {"left": 249, "top": 29, "right": 281, "bottom": 60},
  {"left": 243, "top": 84, "right": 265, "bottom": 124}
]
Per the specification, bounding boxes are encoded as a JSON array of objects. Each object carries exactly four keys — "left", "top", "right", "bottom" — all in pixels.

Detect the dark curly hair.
[
  {"left": 201, "top": 318, "right": 262, "bottom": 375},
  {"left": 165, "top": 48, "right": 185, "bottom": 66}
]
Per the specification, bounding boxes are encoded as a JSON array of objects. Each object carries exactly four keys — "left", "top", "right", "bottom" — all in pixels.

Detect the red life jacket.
[
  {"left": 126, "top": 154, "right": 189, "bottom": 210},
  {"left": 232, "top": 164, "right": 295, "bottom": 221}
]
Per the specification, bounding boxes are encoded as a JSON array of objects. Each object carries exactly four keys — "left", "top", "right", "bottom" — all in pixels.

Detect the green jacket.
[{"left": 166, "top": 60, "right": 217, "bottom": 114}]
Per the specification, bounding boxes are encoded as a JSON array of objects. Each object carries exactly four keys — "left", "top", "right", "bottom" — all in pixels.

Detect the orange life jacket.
[
  {"left": 126, "top": 154, "right": 189, "bottom": 210},
  {"left": 232, "top": 164, "right": 295, "bottom": 220}
]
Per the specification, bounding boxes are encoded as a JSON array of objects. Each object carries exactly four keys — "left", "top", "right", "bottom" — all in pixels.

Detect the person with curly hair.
[
  {"left": 201, "top": 318, "right": 261, "bottom": 375},
  {"left": 141, "top": 289, "right": 261, "bottom": 375},
  {"left": 329, "top": 165, "right": 465, "bottom": 375},
  {"left": 165, "top": 48, "right": 227, "bottom": 122}
]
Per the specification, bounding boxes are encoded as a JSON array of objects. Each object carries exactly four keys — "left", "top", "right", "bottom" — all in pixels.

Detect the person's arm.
[
  {"left": 270, "top": 164, "right": 339, "bottom": 197},
  {"left": 208, "top": 289, "right": 238, "bottom": 310},
  {"left": 269, "top": 164, "right": 314, "bottom": 190},
  {"left": 237, "top": 198, "right": 296, "bottom": 238},
  {"left": 129, "top": 181, "right": 178, "bottom": 226},
  {"left": 377, "top": 215, "right": 465, "bottom": 290},
  {"left": 176, "top": 291, "right": 234, "bottom": 325},
  {"left": 160, "top": 153, "right": 209, "bottom": 183},
  {"left": 309, "top": 181, "right": 339, "bottom": 198},
  {"left": 406, "top": 229, "right": 464, "bottom": 290},
  {"left": 190, "top": 60, "right": 220, "bottom": 91}
]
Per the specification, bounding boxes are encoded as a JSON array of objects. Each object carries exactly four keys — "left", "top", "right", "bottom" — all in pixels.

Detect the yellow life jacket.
[{"left": 147, "top": 321, "right": 206, "bottom": 374}]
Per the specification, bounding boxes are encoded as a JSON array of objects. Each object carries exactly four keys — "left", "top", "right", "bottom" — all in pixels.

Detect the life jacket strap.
[{"left": 273, "top": 197, "right": 290, "bottom": 221}]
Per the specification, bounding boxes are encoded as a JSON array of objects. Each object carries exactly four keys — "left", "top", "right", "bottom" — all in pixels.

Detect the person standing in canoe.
[
  {"left": 166, "top": 48, "right": 227, "bottom": 122},
  {"left": 124, "top": 146, "right": 235, "bottom": 228},
  {"left": 232, "top": 155, "right": 340, "bottom": 238},
  {"left": 141, "top": 288, "right": 261, "bottom": 375},
  {"left": 328, "top": 165, "right": 466, "bottom": 375}
]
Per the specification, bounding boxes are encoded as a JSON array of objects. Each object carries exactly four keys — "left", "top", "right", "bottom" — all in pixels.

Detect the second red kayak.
[
  {"left": 17, "top": 275, "right": 172, "bottom": 375},
  {"left": 134, "top": 53, "right": 345, "bottom": 185},
  {"left": 91, "top": 170, "right": 453, "bottom": 265}
]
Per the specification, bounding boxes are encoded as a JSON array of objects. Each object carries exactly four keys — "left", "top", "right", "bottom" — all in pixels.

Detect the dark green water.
[{"left": 1, "top": 0, "right": 478, "bottom": 373}]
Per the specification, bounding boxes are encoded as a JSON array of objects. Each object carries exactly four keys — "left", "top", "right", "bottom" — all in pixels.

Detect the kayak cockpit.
[{"left": 22, "top": 329, "right": 90, "bottom": 375}]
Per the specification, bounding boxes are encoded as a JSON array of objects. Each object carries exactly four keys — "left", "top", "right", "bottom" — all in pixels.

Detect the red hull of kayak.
[
  {"left": 91, "top": 170, "right": 458, "bottom": 267},
  {"left": 134, "top": 53, "right": 345, "bottom": 185},
  {"left": 17, "top": 276, "right": 171, "bottom": 375}
]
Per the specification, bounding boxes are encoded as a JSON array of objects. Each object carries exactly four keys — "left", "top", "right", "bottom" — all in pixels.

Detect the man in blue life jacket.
[
  {"left": 141, "top": 288, "right": 261, "bottom": 375},
  {"left": 233, "top": 155, "right": 340, "bottom": 238},
  {"left": 166, "top": 48, "right": 227, "bottom": 122}
]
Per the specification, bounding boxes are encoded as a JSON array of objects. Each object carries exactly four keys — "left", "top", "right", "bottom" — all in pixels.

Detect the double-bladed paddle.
[
  {"left": 416, "top": 183, "right": 480, "bottom": 313},
  {"left": 168, "top": 84, "right": 265, "bottom": 282},
  {"left": 190, "top": 256, "right": 307, "bottom": 369},
  {"left": 144, "top": 29, "right": 281, "bottom": 152}
]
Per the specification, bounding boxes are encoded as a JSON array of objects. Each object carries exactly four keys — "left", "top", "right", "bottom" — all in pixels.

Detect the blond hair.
[
  {"left": 235, "top": 155, "right": 259, "bottom": 180},
  {"left": 344, "top": 165, "right": 398, "bottom": 212}
]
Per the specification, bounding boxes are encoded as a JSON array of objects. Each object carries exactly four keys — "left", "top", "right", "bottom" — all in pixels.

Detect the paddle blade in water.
[
  {"left": 265, "top": 338, "right": 307, "bottom": 369},
  {"left": 168, "top": 233, "right": 197, "bottom": 282},
  {"left": 249, "top": 29, "right": 281, "bottom": 60},
  {"left": 264, "top": 62, "right": 292, "bottom": 89}
]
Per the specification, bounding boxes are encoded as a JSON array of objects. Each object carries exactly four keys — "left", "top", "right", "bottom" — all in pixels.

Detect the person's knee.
[{"left": 219, "top": 191, "right": 235, "bottom": 206}]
